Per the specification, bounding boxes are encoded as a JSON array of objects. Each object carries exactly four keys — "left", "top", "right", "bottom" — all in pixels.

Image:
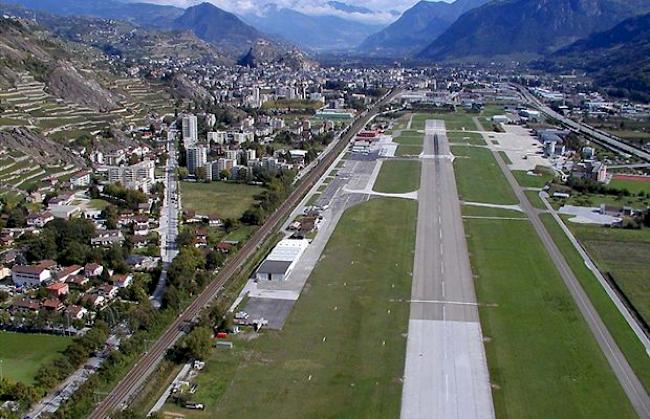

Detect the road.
[
  {"left": 515, "top": 84, "right": 650, "bottom": 162},
  {"left": 151, "top": 131, "right": 180, "bottom": 308},
  {"left": 88, "top": 89, "right": 402, "bottom": 418},
  {"left": 488, "top": 139, "right": 650, "bottom": 418},
  {"left": 401, "top": 120, "right": 494, "bottom": 419}
]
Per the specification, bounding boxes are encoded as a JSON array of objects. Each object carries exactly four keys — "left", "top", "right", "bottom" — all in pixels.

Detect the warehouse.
[{"left": 255, "top": 239, "right": 309, "bottom": 282}]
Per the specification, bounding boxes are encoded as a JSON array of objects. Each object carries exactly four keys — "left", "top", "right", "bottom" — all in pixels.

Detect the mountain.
[
  {"left": 359, "top": 0, "right": 490, "bottom": 57},
  {"left": 326, "top": 1, "right": 374, "bottom": 15},
  {"left": 4, "top": 0, "right": 183, "bottom": 28},
  {"left": 242, "top": 5, "right": 384, "bottom": 51},
  {"left": 0, "top": 16, "right": 118, "bottom": 110},
  {"left": 548, "top": 12, "right": 650, "bottom": 102},
  {"left": 418, "top": 0, "right": 650, "bottom": 61},
  {"left": 172, "top": 2, "right": 264, "bottom": 55}
]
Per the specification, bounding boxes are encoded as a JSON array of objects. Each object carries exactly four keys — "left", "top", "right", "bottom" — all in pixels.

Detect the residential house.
[
  {"left": 84, "top": 263, "right": 104, "bottom": 277},
  {"left": 26, "top": 211, "right": 54, "bottom": 228},
  {"left": 66, "top": 305, "right": 88, "bottom": 320},
  {"left": 47, "top": 282, "right": 69, "bottom": 298},
  {"left": 112, "top": 274, "right": 133, "bottom": 288},
  {"left": 42, "top": 298, "right": 64, "bottom": 312},
  {"left": 91, "top": 230, "right": 125, "bottom": 247}
]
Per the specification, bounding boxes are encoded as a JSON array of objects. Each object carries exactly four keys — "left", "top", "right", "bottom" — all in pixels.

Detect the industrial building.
[{"left": 255, "top": 239, "right": 309, "bottom": 282}]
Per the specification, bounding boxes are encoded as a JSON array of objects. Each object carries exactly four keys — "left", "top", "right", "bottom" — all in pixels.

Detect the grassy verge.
[
  {"left": 373, "top": 160, "right": 420, "bottom": 194},
  {"left": 461, "top": 205, "right": 527, "bottom": 219},
  {"left": 464, "top": 218, "right": 637, "bottom": 418},
  {"left": 180, "top": 181, "right": 264, "bottom": 219},
  {"left": 184, "top": 198, "right": 416, "bottom": 418},
  {"left": 525, "top": 190, "right": 546, "bottom": 209},
  {"left": 0, "top": 332, "right": 72, "bottom": 385},
  {"left": 512, "top": 170, "right": 554, "bottom": 189},
  {"left": 394, "top": 130, "right": 423, "bottom": 156},
  {"left": 609, "top": 178, "right": 650, "bottom": 194},
  {"left": 540, "top": 214, "right": 650, "bottom": 391},
  {"left": 498, "top": 151, "right": 512, "bottom": 165},
  {"left": 452, "top": 146, "right": 518, "bottom": 205}
]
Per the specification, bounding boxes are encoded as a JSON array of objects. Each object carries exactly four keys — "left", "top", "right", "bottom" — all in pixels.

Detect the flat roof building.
[{"left": 255, "top": 239, "right": 309, "bottom": 282}]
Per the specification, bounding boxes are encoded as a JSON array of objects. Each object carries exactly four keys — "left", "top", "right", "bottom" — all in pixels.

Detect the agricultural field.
[
  {"left": 566, "top": 223, "right": 650, "bottom": 326},
  {"left": 451, "top": 145, "right": 518, "bottom": 205},
  {"left": 464, "top": 218, "right": 637, "bottom": 418},
  {"left": 373, "top": 160, "right": 420, "bottom": 193},
  {"left": 180, "top": 181, "right": 264, "bottom": 220},
  {"left": 174, "top": 198, "right": 417, "bottom": 418},
  {"left": 0, "top": 331, "right": 72, "bottom": 385}
]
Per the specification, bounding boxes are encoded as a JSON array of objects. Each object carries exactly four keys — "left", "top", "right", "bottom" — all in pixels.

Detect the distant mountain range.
[
  {"left": 4, "top": 0, "right": 184, "bottom": 28},
  {"left": 359, "top": 0, "right": 490, "bottom": 57},
  {"left": 242, "top": 4, "right": 384, "bottom": 51},
  {"left": 417, "top": 0, "right": 650, "bottom": 61},
  {"left": 546, "top": 12, "right": 650, "bottom": 102}
]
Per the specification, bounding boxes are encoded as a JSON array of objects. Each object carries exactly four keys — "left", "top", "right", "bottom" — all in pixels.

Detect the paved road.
[
  {"left": 151, "top": 132, "right": 180, "bottom": 308},
  {"left": 88, "top": 89, "right": 402, "bottom": 419},
  {"left": 488, "top": 141, "right": 650, "bottom": 418},
  {"left": 401, "top": 120, "right": 494, "bottom": 419}
]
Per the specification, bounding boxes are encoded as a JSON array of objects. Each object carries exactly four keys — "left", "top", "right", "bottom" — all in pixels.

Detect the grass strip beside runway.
[
  {"left": 373, "top": 160, "right": 421, "bottom": 194},
  {"left": 540, "top": 214, "right": 650, "bottom": 391},
  {"left": 464, "top": 218, "right": 637, "bottom": 418},
  {"left": 203, "top": 198, "right": 417, "bottom": 418},
  {"left": 452, "top": 146, "right": 518, "bottom": 205}
]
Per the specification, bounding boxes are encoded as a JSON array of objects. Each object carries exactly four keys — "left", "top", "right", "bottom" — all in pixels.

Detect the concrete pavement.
[
  {"left": 151, "top": 132, "right": 180, "bottom": 308},
  {"left": 401, "top": 120, "right": 494, "bottom": 419}
]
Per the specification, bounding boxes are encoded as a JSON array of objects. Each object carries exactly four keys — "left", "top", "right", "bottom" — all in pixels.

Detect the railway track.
[{"left": 88, "top": 88, "right": 402, "bottom": 418}]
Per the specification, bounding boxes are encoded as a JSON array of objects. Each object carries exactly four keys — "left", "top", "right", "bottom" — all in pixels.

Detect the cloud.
[{"left": 142, "top": 0, "right": 426, "bottom": 24}]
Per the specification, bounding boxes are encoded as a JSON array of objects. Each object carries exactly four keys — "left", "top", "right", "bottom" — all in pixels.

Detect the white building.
[
  {"left": 12, "top": 263, "right": 52, "bottom": 287},
  {"left": 187, "top": 146, "right": 208, "bottom": 175},
  {"left": 255, "top": 239, "right": 309, "bottom": 282},
  {"left": 107, "top": 159, "right": 155, "bottom": 192},
  {"left": 182, "top": 115, "right": 198, "bottom": 144}
]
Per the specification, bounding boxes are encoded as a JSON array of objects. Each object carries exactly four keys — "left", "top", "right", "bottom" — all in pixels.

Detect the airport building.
[{"left": 255, "top": 239, "right": 309, "bottom": 282}]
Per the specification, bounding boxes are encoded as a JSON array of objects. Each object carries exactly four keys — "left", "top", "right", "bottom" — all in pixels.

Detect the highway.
[
  {"left": 88, "top": 88, "right": 402, "bottom": 418},
  {"left": 515, "top": 84, "right": 650, "bottom": 162},
  {"left": 401, "top": 120, "right": 494, "bottom": 419},
  {"left": 489, "top": 144, "right": 650, "bottom": 418}
]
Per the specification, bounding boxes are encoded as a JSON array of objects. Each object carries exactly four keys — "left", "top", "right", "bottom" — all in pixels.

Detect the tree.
[
  {"left": 162, "top": 285, "right": 181, "bottom": 310},
  {"left": 180, "top": 326, "right": 212, "bottom": 360},
  {"left": 59, "top": 241, "right": 89, "bottom": 266}
]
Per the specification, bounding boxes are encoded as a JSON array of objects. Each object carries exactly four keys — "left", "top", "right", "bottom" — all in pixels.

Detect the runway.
[{"left": 401, "top": 120, "right": 494, "bottom": 419}]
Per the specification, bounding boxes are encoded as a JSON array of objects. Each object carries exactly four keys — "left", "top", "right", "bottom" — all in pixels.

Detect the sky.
[{"left": 136, "top": 0, "right": 437, "bottom": 24}]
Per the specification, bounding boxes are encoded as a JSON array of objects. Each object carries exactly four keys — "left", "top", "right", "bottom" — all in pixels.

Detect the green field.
[
  {"left": 464, "top": 218, "right": 637, "bottom": 418},
  {"left": 451, "top": 146, "right": 518, "bottom": 205},
  {"left": 0, "top": 331, "right": 72, "bottom": 384},
  {"left": 373, "top": 160, "right": 420, "bottom": 194},
  {"left": 525, "top": 190, "right": 547, "bottom": 209},
  {"left": 566, "top": 223, "right": 650, "bottom": 326},
  {"left": 189, "top": 198, "right": 417, "bottom": 418},
  {"left": 394, "top": 130, "right": 423, "bottom": 156},
  {"left": 541, "top": 215, "right": 650, "bottom": 390},
  {"left": 609, "top": 178, "right": 650, "bottom": 194},
  {"left": 552, "top": 192, "right": 650, "bottom": 210},
  {"left": 411, "top": 112, "right": 477, "bottom": 131},
  {"left": 180, "top": 181, "right": 264, "bottom": 220},
  {"left": 512, "top": 170, "right": 555, "bottom": 189},
  {"left": 447, "top": 131, "right": 486, "bottom": 145}
]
